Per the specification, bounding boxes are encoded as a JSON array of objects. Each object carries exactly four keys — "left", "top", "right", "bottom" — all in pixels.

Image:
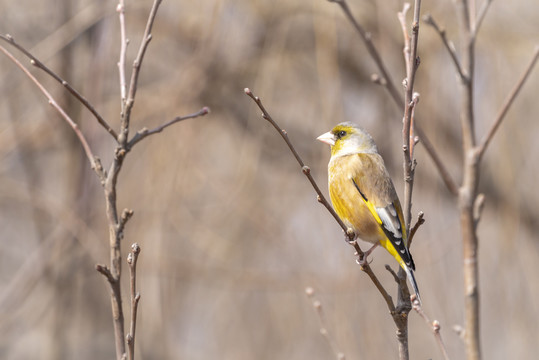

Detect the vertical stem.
[
  {"left": 397, "top": 2, "right": 422, "bottom": 360},
  {"left": 402, "top": 0, "right": 421, "bottom": 233},
  {"left": 397, "top": 324, "right": 409, "bottom": 360},
  {"left": 460, "top": 180, "right": 481, "bottom": 360},
  {"left": 104, "top": 156, "right": 126, "bottom": 360},
  {"left": 455, "top": 1, "right": 481, "bottom": 359}
]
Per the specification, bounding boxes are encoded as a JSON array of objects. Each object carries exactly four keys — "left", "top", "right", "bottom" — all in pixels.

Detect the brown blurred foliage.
[{"left": 0, "top": 0, "right": 538, "bottom": 359}]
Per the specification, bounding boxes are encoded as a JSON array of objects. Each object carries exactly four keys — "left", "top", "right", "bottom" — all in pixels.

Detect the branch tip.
[
  {"left": 131, "top": 243, "right": 141, "bottom": 254},
  {"left": 96, "top": 264, "right": 115, "bottom": 283},
  {"left": 385, "top": 264, "right": 400, "bottom": 282}
]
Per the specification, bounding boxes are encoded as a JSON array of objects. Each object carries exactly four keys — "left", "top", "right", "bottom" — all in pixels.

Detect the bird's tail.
[{"left": 404, "top": 265, "right": 421, "bottom": 305}]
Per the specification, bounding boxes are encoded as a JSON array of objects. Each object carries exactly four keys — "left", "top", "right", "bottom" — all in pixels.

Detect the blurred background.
[{"left": 1, "top": 0, "right": 538, "bottom": 359}]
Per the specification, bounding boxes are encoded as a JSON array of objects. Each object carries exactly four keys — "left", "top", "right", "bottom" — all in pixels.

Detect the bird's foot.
[{"left": 356, "top": 243, "right": 379, "bottom": 267}]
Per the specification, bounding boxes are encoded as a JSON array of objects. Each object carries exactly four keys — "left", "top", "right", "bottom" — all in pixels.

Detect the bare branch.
[
  {"left": 353, "top": 241, "right": 396, "bottom": 312},
  {"left": 328, "top": 0, "right": 402, "bottom": 105},
  {"left": 329, "top": 0, "right": 459, "bottom": 197},
  {"left": 96, "top": 264, "right": 115, "bottom": 283},
  {"left": 422, "top": 14, "right": 466, "bottom": 81},
  {"left": 126, "top": 244, "right": 141, "bottom": 360},
  {"left": 472, "top": 0, "right": 492, "bottom": 38},
  {"left": 477, "top": 46, "right": 539, "bottom": 159},
  {"left": 0, "top": 42, "right": 99, "bottom": 170},
  {"left": 420, "top": 129, "right": 459, "bottom": 196},
  {"left": 408, "top": 211, "right": 425, "bottom": 247},
  {"left": 413, "top": 300, "right": 451, "bottom": 360},
  {"left": 127, "top": 107, "right": 210, "bottom": 149},
  {"left": 121, "top": 0, "right": 163, "bottom": 142},
  {"left": 454, "top": 0, "right": 481, "bottom": 358},
  {"left": 385, "top": 264, "right": 400, "bottom": 283},
  {"left": 305, "top": 287, "right": 346, "bottom": 360},
  {"left": 409, "top": 93, "right": 420, "bottom": 157},
  {"left": 118, "top": 208, "right": 134, "bottom": 239},
  {"left": 0, "top": 34, "right": 118, "bottom": 139},
  {"left": 117, "top": 0, "right": 129, "bottom": 110},
  {"left": 398, "top": 3, "right": 412, "bottom": 74}
]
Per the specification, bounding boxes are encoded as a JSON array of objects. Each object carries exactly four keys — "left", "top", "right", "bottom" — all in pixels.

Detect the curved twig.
[
  {"left": 0, "top": 43, "right": 98, "bottom": 170},
  {"left": 0, "top": 34, "right": 118, "bottom": 139},
  {"left": 477, "top": 46, "right": 539, "bottom": 160},
  {"left": 127, "top": 107, "right": 210, "bottom": 149}
]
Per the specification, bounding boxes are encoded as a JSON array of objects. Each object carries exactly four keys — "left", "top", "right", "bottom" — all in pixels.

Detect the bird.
[{"left": 317, "top": 122, "right": 421, "bottom": 304}]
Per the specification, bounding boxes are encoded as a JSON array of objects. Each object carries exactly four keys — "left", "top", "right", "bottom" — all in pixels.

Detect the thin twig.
[
  {"left": 118, "top": 208, "right": 134, "bottom": 239},
  {"left": 329, "top": 0, "right": 459, "bottom": 197},
  {"left": 476, "top": 46, "right": 539, "bottom": 159},
  {"left": 422, "top": 14, "right": 466, "bottom": 82},
  {"left": 413, "top": 300, "right": 451, "bottom": 360},
  {"left": 398, "top": 3, "right": 412, "bottom": 75},
  {"left": 305, "top": 287, "right": 346, "bottom": 360},
  {"left": 472, "top": 0, "right": 492, "bottom": 38},
  {"left": 0, "top": 34, "right": 118, "bottom": 139},
  {"left": 121, "top": 0, "right": 163, "bottom": 143},
  {"left": 0, "top": 43, "right": 98, "bottom": 169},
  {"left": 126, "top": 243, "right": 141, "bottom": 360},
  {"left": 329, "top": 0, "right": 402, "bottom": 105},
  {"left": 96, "top": 264, "right": 115, "bottom": 284},
  {"left": 127, "top": 107, "right": 210, "bottom": 149},
  {"left": 407, "top": 211, "right": 425, "bottom": 248},
  {"left": 409, "top": 93, "right": 420, "bottom": 157},
  {"left": 117, "top": 0, "right": 129, "bottom": 112},
  {"left": 419, "top": 128, "right": 459, "bottom": 196},
  {"left": 385, "top": 264, "right": 400, "bottom": 283}
]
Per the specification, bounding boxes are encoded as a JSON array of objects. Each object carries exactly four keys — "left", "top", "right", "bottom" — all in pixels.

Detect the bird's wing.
[{"left": 350, "top": 154, "right": 415, "bottom": 271}]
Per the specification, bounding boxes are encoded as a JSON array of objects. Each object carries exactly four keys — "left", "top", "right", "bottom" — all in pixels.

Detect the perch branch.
[{"left": 244, "top": 87, "right": 396, "bottom": 312}]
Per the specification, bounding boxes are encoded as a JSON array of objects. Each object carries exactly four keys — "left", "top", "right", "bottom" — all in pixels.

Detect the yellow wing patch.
[{"left": 351, "top": 179, "right": 383, "bottom": 225}]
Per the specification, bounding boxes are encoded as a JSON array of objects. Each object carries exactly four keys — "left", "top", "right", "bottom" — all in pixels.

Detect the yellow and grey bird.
[{"left": 317, "top": 122, "right": 421, "bottom": 303}]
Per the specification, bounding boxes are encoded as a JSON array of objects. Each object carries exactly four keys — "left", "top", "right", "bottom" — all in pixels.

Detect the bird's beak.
[{"left": 317, "top": 131, "right": 335, "bottom": 146}]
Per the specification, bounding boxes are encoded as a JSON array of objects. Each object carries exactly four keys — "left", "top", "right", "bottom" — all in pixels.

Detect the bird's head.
[{"left": 317, "top": 122, "right": 378, "bottom": 158}]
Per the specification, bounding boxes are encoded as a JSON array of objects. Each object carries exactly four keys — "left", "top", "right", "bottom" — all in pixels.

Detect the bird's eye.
[{"left": 337, "top": 130, "right": 347, "bottom": 139}]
